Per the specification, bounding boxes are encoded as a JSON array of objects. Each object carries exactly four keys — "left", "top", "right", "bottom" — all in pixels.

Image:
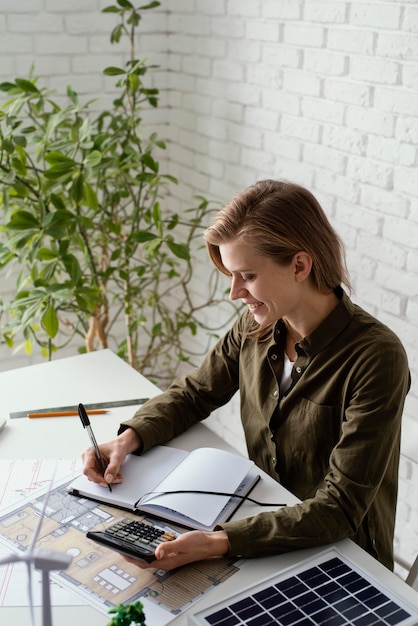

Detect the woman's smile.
[{"left": 246, "top": 300, "right": 263, "bottom": 311}]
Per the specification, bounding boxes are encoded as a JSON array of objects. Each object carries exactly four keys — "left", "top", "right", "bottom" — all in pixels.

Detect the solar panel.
[{"left": 188, "top": 548, "right": 418, "bottom": 626}]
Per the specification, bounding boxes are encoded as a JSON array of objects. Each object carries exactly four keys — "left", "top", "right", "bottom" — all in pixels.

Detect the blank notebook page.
[{"left": 140, "top": 447, "right": 254, "bottom": 526}]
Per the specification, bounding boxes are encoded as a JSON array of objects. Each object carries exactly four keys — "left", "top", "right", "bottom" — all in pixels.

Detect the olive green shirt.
[{"left": 120, "top": 289, "right": 410, "bottom": 570}]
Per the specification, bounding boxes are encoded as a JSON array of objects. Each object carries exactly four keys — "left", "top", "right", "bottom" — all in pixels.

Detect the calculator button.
[{"left": 92, "top": 518, "right": 177, "bottom": 560}]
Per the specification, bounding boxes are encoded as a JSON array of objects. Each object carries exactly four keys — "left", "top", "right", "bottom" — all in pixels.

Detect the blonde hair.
[{"left": 205, "top": 179, "right": 351, "bottom": 293}]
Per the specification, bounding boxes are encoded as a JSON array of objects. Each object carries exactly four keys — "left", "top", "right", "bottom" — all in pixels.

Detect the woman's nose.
[{"left": 229, "top": 277, "right": 247, "bottom": 301}]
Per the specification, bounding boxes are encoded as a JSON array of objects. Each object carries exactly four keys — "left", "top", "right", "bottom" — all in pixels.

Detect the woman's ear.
[{"left": 293, "top": 252, "right": 313, "bottom": 282}]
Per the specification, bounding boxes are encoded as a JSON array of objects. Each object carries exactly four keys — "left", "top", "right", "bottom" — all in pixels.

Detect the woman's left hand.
[{"left": 123, "top": 529, "right": 230, "bottom": 571}]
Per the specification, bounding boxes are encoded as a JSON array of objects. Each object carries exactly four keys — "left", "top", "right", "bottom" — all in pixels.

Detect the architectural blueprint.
[{"left": 0, "top": 460, "right": 241, "bottom": 624}]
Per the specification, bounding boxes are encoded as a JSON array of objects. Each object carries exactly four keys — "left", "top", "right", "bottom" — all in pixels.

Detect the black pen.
[{"left": 78, "top": 402, "right": 112, "bottom": 492}]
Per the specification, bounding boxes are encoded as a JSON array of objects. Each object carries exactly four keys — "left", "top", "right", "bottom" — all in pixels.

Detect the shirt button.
[
  {"left": 273, "top": 390, "right": 279, "bottom": 398},
  {"left": 272, "top": 457, "right": 276, "bottom": 464}
]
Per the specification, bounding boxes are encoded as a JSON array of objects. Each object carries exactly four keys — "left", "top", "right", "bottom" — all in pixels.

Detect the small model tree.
[{"left": 107, "top": 600, "right": 146, "bottom": 626}]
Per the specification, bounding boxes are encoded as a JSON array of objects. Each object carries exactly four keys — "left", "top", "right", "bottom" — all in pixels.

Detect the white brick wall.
[{"left": 1, "top": 0, "right": 417, "bottom": 575}]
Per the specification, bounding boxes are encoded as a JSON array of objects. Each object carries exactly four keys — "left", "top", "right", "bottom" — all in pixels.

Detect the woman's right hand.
[{"left": 81, "top": 427, "right": 142, "bottom": 488}]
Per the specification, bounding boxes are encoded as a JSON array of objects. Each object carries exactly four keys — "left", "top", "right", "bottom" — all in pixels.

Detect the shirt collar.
[
  {"left": 273, "top": 287, "right": 355, "bottom": 358},
  {"left": 300, "top": 287, "right": 354, "bottom": 357}
]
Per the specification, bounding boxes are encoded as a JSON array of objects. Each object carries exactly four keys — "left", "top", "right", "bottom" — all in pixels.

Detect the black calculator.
[{"left": 87, "top": 517, "right": 177, "bottom": 563}]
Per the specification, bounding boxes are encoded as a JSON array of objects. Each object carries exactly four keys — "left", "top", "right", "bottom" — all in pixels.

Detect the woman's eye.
[{"left": 242, "top": 274, "right": 255, "bottom": 282}]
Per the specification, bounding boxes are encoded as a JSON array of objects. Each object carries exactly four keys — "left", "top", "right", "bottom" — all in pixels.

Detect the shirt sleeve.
[{"left": 118, "top": 312, "right": 249, "bottom": 452}]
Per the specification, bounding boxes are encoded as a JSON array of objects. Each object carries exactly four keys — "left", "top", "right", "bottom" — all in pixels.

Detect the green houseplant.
[{"left": 0, "top": 0, "right": 238, "bottom": 385}]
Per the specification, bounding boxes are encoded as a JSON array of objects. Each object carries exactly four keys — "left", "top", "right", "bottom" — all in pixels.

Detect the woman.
[{"left": 82, "top": 179, "right": 410, "bottom": 572}]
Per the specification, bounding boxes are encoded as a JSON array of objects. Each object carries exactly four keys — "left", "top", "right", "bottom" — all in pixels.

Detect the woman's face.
[{"left": 219, "top": 242, "right": 305, "bottom": 327}]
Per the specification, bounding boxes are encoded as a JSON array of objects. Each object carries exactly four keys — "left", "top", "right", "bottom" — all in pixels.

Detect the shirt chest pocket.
[{"left": 275, "top": 397, "right": 342, "bottom": 483}]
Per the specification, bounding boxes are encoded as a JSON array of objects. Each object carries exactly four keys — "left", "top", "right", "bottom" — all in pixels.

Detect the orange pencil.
[{"left": 27, "top": 409, "right": 107, "bottom": 418}]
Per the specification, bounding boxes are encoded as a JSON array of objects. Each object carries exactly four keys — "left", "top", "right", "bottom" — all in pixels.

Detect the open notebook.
[{"left": 68, "top": 445, "right": 259, "bottom": 531}]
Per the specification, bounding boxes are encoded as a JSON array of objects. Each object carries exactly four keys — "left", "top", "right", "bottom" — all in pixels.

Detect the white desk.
[{"left": 1, "top": 350, "right": 418, "bottom": 626}]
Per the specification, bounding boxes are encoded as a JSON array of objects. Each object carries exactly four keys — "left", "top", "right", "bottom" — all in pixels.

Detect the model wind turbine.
[{"left": 0, "top": 469, "right": 73, "bottom": 626}]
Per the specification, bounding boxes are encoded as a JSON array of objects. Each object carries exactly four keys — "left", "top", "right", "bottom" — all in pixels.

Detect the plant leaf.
[
  {"left": 62, "top": 253, "right": 82, "bottom": 284},
  {"left": 84, "top": 181, "right": 99, "bottom": 210},
  {"left": 102, "top": 6, "right": 120, "bottom": 13},
  {"left": 7, "top": 211, "right": 39, "bottom": 230},
  {"left": 37, "top": 248, "right": 58, "bottom": 261},
  {"left": 139, "top": 1, "right": 161, "bottom": 9},
  {"left": 70, "top": 173, "right": 84, "bottom": 203},
  {"left": 41, "top": 302, "right": 59, "bottom": 338},
  {"left": 142, "top": 152, "right": 158, "bottom": 172},
  {"left": 166, "top": 240, "right": 190, "bottom": 261},
  {"left": 84, "top": 150, "right": 102, "bottom": 167},
  {"left": 14, "top": 78, "right": 39, "bottom": 93},
  {"left": 117, "top": 0, "right": 134, "bottom": 8},
  {"left": 24, "top": 338, "right": 33, "bottom": 355},
  {"left": 44, "top": 152, "right": 76, "bottom": 166},
  {"left": 0, "top": 81, "right": 16, "bottom": 92},
  {"left": 110, "top": 24, "right": 123, "bottom": 43},
  {"left": 103, "top": 66, "right": 126, "bottom": 76}
]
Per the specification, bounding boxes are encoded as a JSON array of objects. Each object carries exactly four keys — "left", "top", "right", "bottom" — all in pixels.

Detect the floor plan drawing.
[{"left": 0, "top": 460, "right": 241, "bottom": 624}]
